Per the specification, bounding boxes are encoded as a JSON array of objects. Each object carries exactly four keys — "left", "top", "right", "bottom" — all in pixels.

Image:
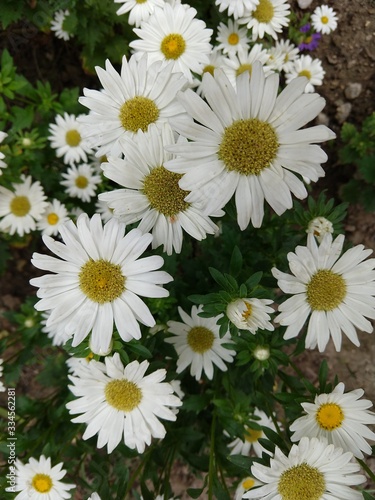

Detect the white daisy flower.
[
  {"left": 36, "top": 199, "right": 69, "bottom": 236},
  {"left": 79, "top": 54, "right": 188, "bottom": 157},
  {"left": 228, "top": 408, "right": 278, "bottom": 457},
  {"left": 61, "top": 163, "right": 102, "bottom": 202},
  {"left": 0, "top": 358, "right": 6, "bottom": 392},
  {"left": 272, "top": 233, "right": 375, "bottom": 352},
  {"left": 240, "top": 0, "right": 291, "bottom": 41},
  {"left": 166, "top": 62, "right": 335, "bottom": 230},
  {"left": 285, "top": 54, "right": 325, "bottom": 93},
  {"left": 216, "top": 19, "right": 250, "bottom": 56},
  {"left": 222, "top": 45, "right": 272, "bottom": 87},
  {"left": 0, "top": 175, "right": 48, "bottom": 237},
  {"left": 311, "top": 5, "right": 338, "bottom": 35},
  {"left": 48, "top": 113, "right": 93, "bottom": 166},
  {"left": 14, "top": 455, "right": 75, "bottom": 499},
  {"left": 0, "top": 131, "right": 8, "bottom": 174},
  {"left": 87, "top": 494, "right": 101, "bottom": 500},
  {"left": 165, "top": 305, "right": 235, "bottom": 380},
  {"left": 243, "top": 436, "right": 365, "bottom": 499},
  {"left": 99, "top": 123, "right": 219, "bottom": 255},
  {"left": 129, "top": 3, "right": 213, "bottom": 83},
  {"left": 66, "top": 354, "right": 93, "bottom": 376},
  {"left": 194, "top": 48, "right": 227, "bottom": 96},
  {"left": 274, "top": 39, "right": 300, "bottom": 73},
  {"left": 41, "top": 310, "right": 72, "bottom": 346},
  {"left": 215, "top": 0, "right": 260, "bottom": 20},
  {"left": 95, "top": 199, "right": 116, "bottom": 224},
  {"left": 50, "top": 10, "right": 72, "bottom": 41},
  {"left": 226, "top": 297, "right": 274, "bottom": 333},
  {"left": 66, "top": 353, "right": 182, "bottom": 453},
  {"left": 114, "top": 0, "right": 164, "bottom": 26},
  {"left": 290, "top": 382, "right": 375, "bottom": 459},
  {"left": 30, "top": 213, "right": 173, "bottom": 354},
  {"left": 235, "top": 477, "right": 262, "bottom": 500},
  {"left": 306, "top": 216, "right": 334, "bottom": 243}
]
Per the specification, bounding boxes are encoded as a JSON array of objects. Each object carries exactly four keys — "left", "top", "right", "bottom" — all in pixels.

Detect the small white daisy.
[
  {"left": 0, "top": 131, "right": 8, "bottom": 174},
  {"left": 311, "top": 5, "right": 338, "bottom": 35},
  {"left": 48, "top": 113, "right": 92, "bottom": 166},
  {"left": 61, "top": 163, "right": 102, "bottom": 202},
  {"left": 87, "top": 494, "right": 101, "bottom": 500},
  {"left": 243, "top": 437, "right": 365, "bottom": 499},
  {"left": 194, "top": 48, "right": 227, "bottom": 96},
  {"left": 285, "top": 54, "right": 325, "bottom": 93},
  {"left": 114, "top": 0, "right": 164, "bottom": 26},
  {"left": 290, "top": 382, "right": 375, "bottom": 459},
  {"left": 228, "top": 408, "right": 278, "bottom": 457},
  {"left": 0, "top": 175, "right": 48, "bottom": 237},
  {"left": 79, "top": 54, "right": 188, "bottom": 157},
  {"left": 240, "top": 0, "right": 291, "bottom": 41},
  {"left": 66, "top": 353, "right": 182, "bottom": 453},
  {"left": 14, "top": 455, "right": 75, "bottom": 499},
  {"left": 66, "top": 354, "right": 93, "bottom": 377},
  {"left": 306, "top": 216, "right": 334, "bottom": 243},
  {"left": 215, "top": 0, "right": 260, "bottom": 20},
  {"left": 36, "top": 199, "right": 69, "bottom": 236},
  {"left": 130, "top": 3, "right": 213, "bottom": 82},
  {"left": 166, "top": 62, "right": 335, "bottom": 230},
  {"left": 216, "top": 19, "right": 250, "bottom": 56},
  {"left": 275, "top": 39, "right": 300, "bottom": 73},
  {"left": 222, "top": 45, "right": 272, "bottom": 87},
  {"left": 95, "top": 199, "right": 116, "bottom": 224},
  {"left": 165, "top": 305, "right": 235, "bottom": 380},
  {"left": 99, "top": 123, "right": 219, "bottom": 255},
  {"left": 226, "top": 298, "right": 274, "bottom": 333},
  {"left": 235, "top": 477, "right": 262, "bottom": 500},
  {"left": 30, "top": 213, "right": 172, "bottom": 354},
  {"left": 41, "top": 310, "right": 72, "bottom": 346},
  {"left": 272, "top": 233, "right": 375, "bottom": 352},
  {"left": 50, "top": 9, "right": 72, "bottom": 41}
]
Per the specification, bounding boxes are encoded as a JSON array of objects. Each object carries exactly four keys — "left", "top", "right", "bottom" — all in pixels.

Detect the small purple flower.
[
  {"left": 299, "top": 32, "right": 322, "bottom": 51},
  {"left": 299, "top": 23, "right": 311, "bottom": 33}
]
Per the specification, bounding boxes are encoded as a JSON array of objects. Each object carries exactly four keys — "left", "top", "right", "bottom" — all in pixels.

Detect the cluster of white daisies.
[{"left": 5, "top": 1, "right": 375, "bottom": 499}]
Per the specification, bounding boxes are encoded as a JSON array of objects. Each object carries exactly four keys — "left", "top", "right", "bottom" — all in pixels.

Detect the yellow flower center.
[
  {"left": 65, "top": 129, "right": 81, "bottom": 147},
  {"left": 79, "top": 259, "right": 126, "bottom": 304},
  {"left": 143, "top": 166, "right": 189, "bottom": 217},
  {"left": 119, "top": 96, "right": 159, "bottom": 133},
  {"left": 253, "top": 0, "right": 275, "bottom": 23},
  {"left": 203, "top": 65, "right": 216, "bottom": 75},
  {"left": 236, "top": 63, "right": 252, "bottom": 76},
  {"left": 105, "top": 379, "right": 142, "bottom": 412},
  {"left": 10, "top": 195, "right": 31, "bottom": 217},
  {"left": 228, "top": 32, "right": 240, "bottom": 45},
  {"left": 219, "top": 119, "right": 279, "bottom": 176},
  {"left": 321, "top": 16, "right": 329, "bottom": 24},
  {"left": 160, "top": 33, "right": 186, "bottom": 60},
  {"left": 316, "top": 403, "right": 344, "bottom": 431},
  {"left": 242, "top": 478, "right": 255, "bottom": 490},
  {"left": 244, "top": 427, "right": 263, "bottom": 443},
  {"left": 187, "top": 326, "right": 215, "bottom": 353},
  {"left": 47, "top": 212, "right": 59, "bottom": 225},
  {"left": 32, "top": 473, "right": 53, "bottom": 493},
  {"left": 306, "top": 269, "right": 347, "bottom": 311},
  {"left": 136, "top": 0, "right": 147, "bottom": 3},
  {"left": 278, "top": 463, "right": 326, "bottom": 500},
  {"left": 305, "top": 35, "right": 313, "bottom": 44},
  {"left": 242, "top": 301, "right": 253, "bottom": 320},
  {"left": 75, "top": 175, "right": 89, "bottom": 189},
  {"left": 298, "top": 69, "right": 312, "bottom": 80}
]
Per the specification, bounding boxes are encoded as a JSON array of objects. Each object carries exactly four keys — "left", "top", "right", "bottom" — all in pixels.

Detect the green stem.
[
  {"left": 124, "top": 445, "right": 154, "bottom": 498},
  {"left": 357, "top": 457, "right": 375, "bottom": 484},
  {"left": 207, "top": 411, "right": 217, "bottom": 500}
]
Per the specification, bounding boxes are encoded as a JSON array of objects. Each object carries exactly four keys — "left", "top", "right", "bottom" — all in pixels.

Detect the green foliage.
[{"left": 339, "top": 112, "right": 375, "bottom": 212}]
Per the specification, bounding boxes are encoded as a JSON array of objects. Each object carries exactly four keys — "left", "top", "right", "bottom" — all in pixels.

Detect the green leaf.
[
  {"left": 358, "top": 155, "right": 375, "bottom": 183},
  {"left": 226, "top": 454, "right": 254, "bottom": 471},
  {"left": 318, "top": 360, "right": 328, "bottom": 391},
  {"left": 187, "top": 487, "right": 205, "bottom": 498},
  {"left": 229, "top": 246, "right": 243, "bottom": 277},
  {"left": 209, "top": 267, "right": 230, "bottom": 289},
  {"left": 362, "top": 492, "right": 375, "bottom": 500},
  {"left": 126, "top": 341, "right": 152, "bottom": 359},
  {"left": 244, "top": 272, "right": 263, "bottom": 291}
]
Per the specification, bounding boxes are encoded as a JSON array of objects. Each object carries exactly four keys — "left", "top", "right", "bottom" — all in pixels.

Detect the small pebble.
[
  {"left": 336, "top": 102, "right": 352, "bottom": 123},
  {"left": 344, "top": 83, "right": 362, "bottom": 100}
]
